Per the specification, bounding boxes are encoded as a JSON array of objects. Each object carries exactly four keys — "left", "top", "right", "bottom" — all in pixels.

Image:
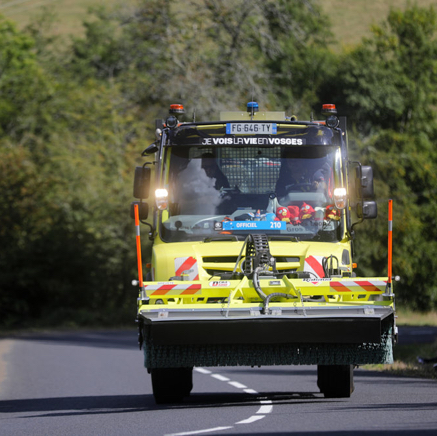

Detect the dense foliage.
[
  {"left": 0, "top": 1, "right": 436, "bottom": 328},
  {"left": 322, "top": 4, "right": 437, "bottom": 309}
]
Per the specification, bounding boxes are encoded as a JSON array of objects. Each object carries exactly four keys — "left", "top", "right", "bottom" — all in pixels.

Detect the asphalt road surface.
[{"left": 0, "top": 328, "right": 436, "bottom": 436}]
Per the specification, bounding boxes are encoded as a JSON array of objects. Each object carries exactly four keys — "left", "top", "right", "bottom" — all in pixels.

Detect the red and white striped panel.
[
  {"left": 174, "top": 256, "right": 199, "bottom": 280},
  {"left": 304, "top": 256, "right": 325, "bottom": 278},
  {"left": 329, "top": 280, "right": 386, "bottom": 292},
  {"left": 143, "top": 283, "right": 201, "bottom": 296}
]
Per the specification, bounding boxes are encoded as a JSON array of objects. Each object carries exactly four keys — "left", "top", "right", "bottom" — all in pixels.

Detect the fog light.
[
  {"left": 155, "top": 188, "right": 169, "bottom": 210},
  {"left": 333, "top": 187, "right": 347, "bottom": 209}
]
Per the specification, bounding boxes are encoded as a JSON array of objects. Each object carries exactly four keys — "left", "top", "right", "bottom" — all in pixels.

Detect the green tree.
[
  {"left": 0, "top": 16, "right": 54, "bottom": 140},
  {"left": 321, "top": 5, "right": 437, "bottom": 309},
  {"left": 320, "top": 4, "right": 437, "bottom": 134},
  {"left": 67, "top": 0, "right": 333, "bottom": 118},
  {"left": 0, "top": 15, "right": 149, "bottom": 327}
]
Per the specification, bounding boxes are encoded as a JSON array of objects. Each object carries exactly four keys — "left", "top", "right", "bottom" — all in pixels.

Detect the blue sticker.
[{"left": 223, "top": 221, "right": 285, "bottom": 231}]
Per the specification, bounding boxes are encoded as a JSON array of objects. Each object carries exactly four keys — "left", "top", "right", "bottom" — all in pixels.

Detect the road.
[{"left": 0, "top": 328, "right": 436, "bottom": 436}]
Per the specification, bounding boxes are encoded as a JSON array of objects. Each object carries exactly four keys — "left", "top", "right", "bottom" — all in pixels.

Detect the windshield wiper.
[
  {"left": 203, "top": 235, "right": 240, "bottom": 242},
  {"left": 267, "top": 235, "right": 300, "bottom": 242}
]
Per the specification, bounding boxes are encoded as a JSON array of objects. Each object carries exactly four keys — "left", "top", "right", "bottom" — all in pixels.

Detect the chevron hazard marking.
[
  {"left": 175, "top": 256, "right": 199, "bottom": 280},
  {"left": 330, "top": 280, "right": 386, "bottom": 293},
  {"left": 304, "top": 255, "right": 325, "bottom": 278},
  {"left": 143, "top": 283, "right": 201, "bottom": 296}
]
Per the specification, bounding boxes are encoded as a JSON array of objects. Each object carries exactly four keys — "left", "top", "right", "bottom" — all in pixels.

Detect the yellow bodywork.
[{"left": 138, "top": 237, "right": 394, "bottom": 313}]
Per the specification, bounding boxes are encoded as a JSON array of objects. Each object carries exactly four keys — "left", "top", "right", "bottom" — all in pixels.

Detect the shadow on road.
[
  {"left": 0, "top": 394, "right": 154, "bottom": 417},
  {"left": 1, "top": 330, "right": 138, "bottom": 350},
  {"left": 0, "top": 391, "right": 324, "bottom": 418},
  {"left": 2, "top": 390, "right": 436, "bottom": 420}
]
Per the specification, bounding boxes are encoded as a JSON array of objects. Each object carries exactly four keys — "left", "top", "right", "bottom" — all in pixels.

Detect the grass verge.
[{"left": 396, "top": 308, "right": 437, "bottom": 326}]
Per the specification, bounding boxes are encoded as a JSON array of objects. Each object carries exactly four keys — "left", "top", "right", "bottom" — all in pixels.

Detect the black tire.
[
  {"left": 317, "top": 364, "right": 354, "bottom": 398},
  {"left": 151, "top": 367, "right": 193, "bottom": 404}
]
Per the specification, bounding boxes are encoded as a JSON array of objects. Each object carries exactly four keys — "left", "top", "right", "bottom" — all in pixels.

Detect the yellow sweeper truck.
[{"left": 131, "top": 102, "right": 396, "bottom": 404}]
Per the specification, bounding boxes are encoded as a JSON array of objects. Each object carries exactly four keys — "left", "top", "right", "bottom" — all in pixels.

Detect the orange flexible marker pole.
[
  {"left": 134, "top": 204, "right": 144, "bottom": 290},
  {"left": 387, "top": 199, "right": 393, "bottom": 293}
]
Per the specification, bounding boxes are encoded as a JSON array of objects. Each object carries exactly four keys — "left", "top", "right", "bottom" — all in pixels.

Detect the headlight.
[
  {"left": 333, "top": 187, "right": 347, "bottom": 209},
  {"left": 155, "top": 189, "right": 169, "bottom": 210}
]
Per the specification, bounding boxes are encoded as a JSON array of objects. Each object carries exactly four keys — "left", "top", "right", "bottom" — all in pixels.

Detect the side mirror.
[
  {"left": 133, "top": 166, "right": 151, "bottom": 199},
  {"left": 361, "top": 166, "right": 374, "bottom": 199},
  {"left": 144, "top": 143, "right": 159, "bottom": 155},
  {"left": 348, "top": 162, "right": 377, "bottom": 230},
  {"left": 130, "top": 202, "right": 149, "bottom": 220},
  {"left": 357, "top": 201, "right": 377, "bottom": 219}
]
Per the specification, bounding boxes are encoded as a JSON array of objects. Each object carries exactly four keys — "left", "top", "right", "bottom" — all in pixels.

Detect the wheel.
[
  {"left": 317, "top": 364, "right": 354, "bottom": 398},
  {"left": 151, "top": 367, "right": 193, "bottom": 404}
]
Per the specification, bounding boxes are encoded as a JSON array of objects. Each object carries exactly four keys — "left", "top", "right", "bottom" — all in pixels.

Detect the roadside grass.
[
  {"left": 396, "top": 308, "right": 437, "bottom": 326},
  {"left": 363, "top": 309, "right": 437, "bottom": 380}
]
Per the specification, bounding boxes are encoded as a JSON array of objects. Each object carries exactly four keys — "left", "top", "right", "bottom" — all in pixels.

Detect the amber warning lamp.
[
  {"left": 321, "top": 104, "right": 337, "bottom": 116},
  {"left": 169, "top": 104, "right": 185, "bottom": 114}
]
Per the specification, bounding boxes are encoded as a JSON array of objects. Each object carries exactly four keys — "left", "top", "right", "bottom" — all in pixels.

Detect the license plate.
[{"left": 226, "top": 123, "right": 277, "bottom": 135}]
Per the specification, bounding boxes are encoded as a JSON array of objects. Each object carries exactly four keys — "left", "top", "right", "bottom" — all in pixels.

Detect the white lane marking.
[
  {"left": 244, "top": 388, "right": 258, "bottom": 394},
  {"left": 257, "top": 404, "right": 273, "bottom": 414},
  {"left": 236, "top": 415, "right": 265, "bottom": 424},
  {"left": 168, "top": 367, "right": 273, "bottom": 436},
  {"left": 194, "top": 367, "right": 212, "bottom": 374},
  {"left": 211, "top": 374, "right": 230, "bottom": 381},
  {"left": 167, "top": 427, "right": 233, "bottom": 436},
  {"left": 228, "top": 381, "right": 247, "bottom": 389}
]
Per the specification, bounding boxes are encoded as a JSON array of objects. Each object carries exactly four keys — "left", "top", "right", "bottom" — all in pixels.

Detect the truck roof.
[{"left": 167, "top": 122, "right": 341, "bottom": 148}]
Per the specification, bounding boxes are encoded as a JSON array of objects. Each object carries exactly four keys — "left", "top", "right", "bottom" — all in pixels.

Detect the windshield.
[{"left": 160, "top": 145, "right": 343, "bottom": 242}]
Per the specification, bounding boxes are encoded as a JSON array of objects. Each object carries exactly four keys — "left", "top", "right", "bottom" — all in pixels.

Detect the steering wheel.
[{"left": 285, "top": 183, "right": 314, "bottom": 192}]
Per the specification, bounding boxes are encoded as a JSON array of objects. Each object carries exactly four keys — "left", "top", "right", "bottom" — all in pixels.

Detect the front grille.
[
  {"left": 202, "top": 256, "right": 301, "bottom": 275},
  {"left": 203, "top": 257, "right": 239, "bottom": 263}
]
